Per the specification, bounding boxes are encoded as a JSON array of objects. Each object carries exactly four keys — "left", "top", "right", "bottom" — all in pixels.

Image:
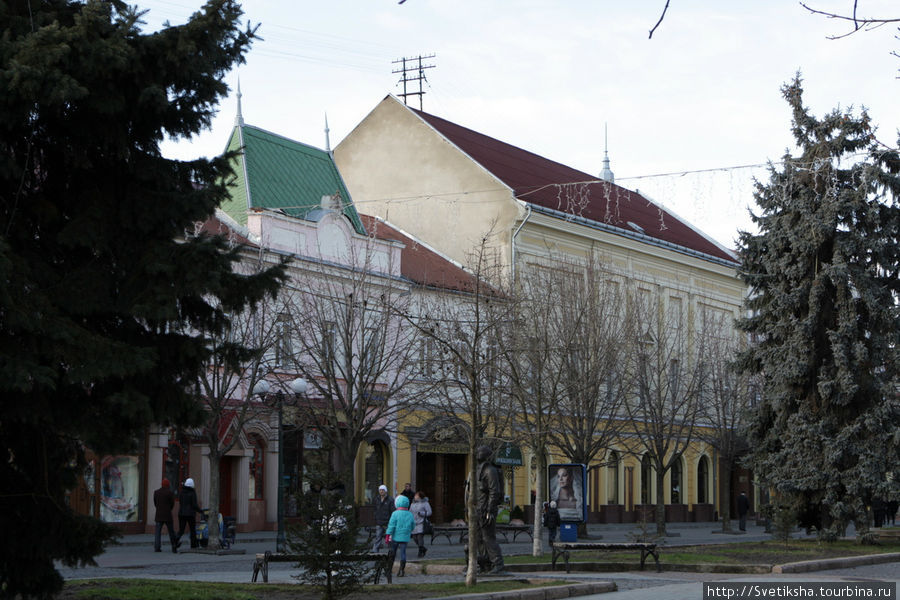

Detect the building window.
[
  {"left": 418, "top": 338, "right": 436, "bottom": 379},
  {"left": 322, "top": 320, "right": 336, "bottom": 362},
  {"left": 671, "top": 460, "right": 682, "bottom": 504},
  {"left": 607, "top": 451, "right": 619, "bottom": 504},
  {"left": 697, "top": 455, "right": 709, "bottom": 504},
  {"left": 275, "top": 313, "right": 292, "bottom": 366},
  {"left": 640, "top": 455, "right": 652, "bottom": 505},
  {"left": 249, "top": 433, "right": 265, "bottom": 500},
  {"left": 364, "top": 441, "right": 386, "bottom": 504}
]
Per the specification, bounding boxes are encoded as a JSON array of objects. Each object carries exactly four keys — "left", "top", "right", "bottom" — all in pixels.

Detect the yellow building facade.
[{"left": 337, "top": 96, "right": 747, "bottom": 523}]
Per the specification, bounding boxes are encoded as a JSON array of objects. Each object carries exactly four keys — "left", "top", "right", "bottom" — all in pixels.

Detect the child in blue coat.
[{"left": 385, "top": 494, "right": 416, "bottom": 577}]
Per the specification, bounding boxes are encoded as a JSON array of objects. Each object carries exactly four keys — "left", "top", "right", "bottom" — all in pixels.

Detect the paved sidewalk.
[{"left": 57, "top": 522, "right": 899, "bottom": 599}]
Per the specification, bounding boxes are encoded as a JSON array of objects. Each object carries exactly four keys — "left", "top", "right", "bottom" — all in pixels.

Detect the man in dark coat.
[
  {"left": 475, "top": 444, "right": 506, "bottom": 575},
  {"left": 737, "top": 491, "right": 750, "bottom": 531},
  {"left": 372, "top": 484, "right": 394, "bottom": 552},
  {"left": 400, "top": 483, "right": 415, "bottom": 503},
  {"left": 176, "top": 478, "right": 202, "bottom": 549},
  {"left": 153, "top": 479, "right": 178, "bottom": 553}
]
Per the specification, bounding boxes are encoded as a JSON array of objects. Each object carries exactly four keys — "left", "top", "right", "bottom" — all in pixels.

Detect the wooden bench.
[
  {"left": 429, "top": 524, "right": 533, "bottom": 544},
  {"left": 550, "top": 542, "right": 661, "bottom": 573},
  {"left": 251, "top": 550, "right": 393, "bottom": 584}
]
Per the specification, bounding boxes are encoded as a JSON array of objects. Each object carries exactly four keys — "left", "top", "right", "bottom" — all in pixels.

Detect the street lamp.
[{"left": 253, "top": 376, "right": 307, "bottom": 553}]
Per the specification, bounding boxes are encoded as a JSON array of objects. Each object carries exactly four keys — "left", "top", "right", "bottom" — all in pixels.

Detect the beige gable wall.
[{"left": 334, "top": 96, "right": 522, "bottom": 271}]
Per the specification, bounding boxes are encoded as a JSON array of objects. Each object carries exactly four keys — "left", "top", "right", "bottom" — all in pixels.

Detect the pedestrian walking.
[
  {"left": 175, "top": 478, "right": 202, "bottom": 549},
  {"left": 153, "top": 479, "right": 178, "bottom": 553},
  {"left": 385, "top": 494, "right": 415, "bottom": 577},
  {"left": 371, "top": 484, "right": 394, "bottom": 552},
  {"left": 544, "top": 500, "right": 561, "bottom": 544},
  {"left": 737, "top": 491, "right": 750, "bottom": 532},
  {"left": 410, "top": 490, "right": 433, "bottom": 558}
]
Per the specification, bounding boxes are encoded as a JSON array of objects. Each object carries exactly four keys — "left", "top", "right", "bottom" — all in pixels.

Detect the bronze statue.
[{"left": 468, "top": 444, "right": 506, "bottom": 575}]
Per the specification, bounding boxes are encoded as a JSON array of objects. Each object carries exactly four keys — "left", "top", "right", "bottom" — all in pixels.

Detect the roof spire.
[
  {"left": 324, "top": 112, "right": 331, "bottom": 152},
  {"left": 235, "top": 78, "right": 244, "bottom": 127},
  {"left": 600, "top": 123, "right": 614, "bottom": 183}
]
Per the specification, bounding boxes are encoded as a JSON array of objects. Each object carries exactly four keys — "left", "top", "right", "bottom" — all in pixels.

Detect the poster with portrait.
[
  {"left": 548, "top": 463, "right": 586, "bottom": 522},
  {"left": 100, "top": 455, "right": 140, "bottom": 523}
]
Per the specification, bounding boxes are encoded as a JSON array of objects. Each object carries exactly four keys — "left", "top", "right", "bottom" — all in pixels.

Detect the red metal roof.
[
  {"left": 359, "top": 214, "right": 481, "bottom": 293},
  {"left": 197, "top": 214, "right": 255, "bottom": 247},
  {"left": 411, "top": 108, "right": 736, "bottom": 264}
]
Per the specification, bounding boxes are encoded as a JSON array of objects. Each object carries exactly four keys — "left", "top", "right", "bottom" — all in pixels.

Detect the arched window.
[
  {"left": 607, "top": 451, "right": 619, "bottom": 504},
  {"left": 697, "top": 456, "right": 709, "bottom": 504},
  {"left": 670, "top": 459, "right": 682, "bottom": 504},
  {"left": 364, "top": 441, "right": 386, "bottom": 504},
  {"left": 248, "top": 433, "right": 265, "bottom": 500},
  {"left": 640, "top": 455, "right": 652, "bottom": 504}
]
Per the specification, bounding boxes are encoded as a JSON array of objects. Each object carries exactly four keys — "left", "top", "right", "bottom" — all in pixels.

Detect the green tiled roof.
[{"left": 221, "top": 124, "right": 365, "bottom": 234}]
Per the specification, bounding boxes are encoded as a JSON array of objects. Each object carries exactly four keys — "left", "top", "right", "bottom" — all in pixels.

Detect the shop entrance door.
[
  {"left": 219, "top": 457, "right": 235, "bottom": 517},
  {"left": 416, "top": 452, "right": 466, "bottom": 524}
]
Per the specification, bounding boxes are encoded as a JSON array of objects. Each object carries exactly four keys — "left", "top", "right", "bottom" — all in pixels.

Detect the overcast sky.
[{"left": 137, "top": 0, "right": 899, "bottom": 249}]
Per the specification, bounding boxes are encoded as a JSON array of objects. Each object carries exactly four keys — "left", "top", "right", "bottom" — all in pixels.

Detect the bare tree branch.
[
  {"left": 649, "top": 0, "right": 671, "bottom": 39},
  {"left": 800, "top": 2, "right": 900, "bottom": 39}
]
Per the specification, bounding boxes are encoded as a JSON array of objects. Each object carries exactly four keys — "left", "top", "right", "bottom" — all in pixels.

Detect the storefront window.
[{"left": 100, "top": 455, "right": 141, "bottom": 523}]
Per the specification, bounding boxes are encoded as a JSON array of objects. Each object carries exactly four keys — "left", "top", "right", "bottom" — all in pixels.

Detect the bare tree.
[
  {"left": 500, "top": 260, "right": 574, "bottom": 556},
  {"left": 621, "top": 285, "right": 705, "bottom": 536},
  {"left": 541, "top": 254, "right": 629, "bottom": 535},
  {"left": 407, "top": 232, "right": 516, "bottom": 586},
  {"left": 694, "top": 306, "right": 754, "bottom": 533},
  {"left": 281, "top": 240, "right": 423, "bottom": 505},
  {"left": 192, "top": 248, "right": 287, "bottom": 550}
]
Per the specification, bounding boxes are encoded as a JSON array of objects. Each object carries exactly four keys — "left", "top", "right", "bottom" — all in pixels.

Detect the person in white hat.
[
  {"left": 371, "top": 484, "right": 394, "bottom": 552},
  {"left": 175, "top": 478, "right": 202, "bottom": 549}
]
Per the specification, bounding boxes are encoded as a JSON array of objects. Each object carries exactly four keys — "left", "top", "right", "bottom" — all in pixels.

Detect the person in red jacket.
[{"left": 153, "top": 479, "right": 178, "bottom": 553}]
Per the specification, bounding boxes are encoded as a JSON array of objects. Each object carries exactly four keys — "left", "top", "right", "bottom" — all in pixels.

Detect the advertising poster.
[
  {"left": 548, "top": 463, "right": 586, "bottom": 522},
  {"left": 100, "top": 455, "right": 140, "bottom": 523}
]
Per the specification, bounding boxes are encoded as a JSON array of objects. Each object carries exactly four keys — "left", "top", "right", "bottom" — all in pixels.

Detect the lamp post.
[{"left": 253, "top": 376, "right": 307, "bottom": 553}]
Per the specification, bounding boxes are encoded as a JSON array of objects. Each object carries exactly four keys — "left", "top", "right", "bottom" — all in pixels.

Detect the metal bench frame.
[
  {"left": 550, "top": 541, "right": 661, "bottom": 573},
  {"left": 251, "top": 550, "right": 393, "bottom": 584},
  {"left": 429, "top": 524, "right": 533, "bottom": 544}
]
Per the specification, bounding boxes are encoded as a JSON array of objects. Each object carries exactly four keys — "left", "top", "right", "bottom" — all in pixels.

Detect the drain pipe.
[{"left": 511, "top": 201, "right": 532, "bottom": 284}]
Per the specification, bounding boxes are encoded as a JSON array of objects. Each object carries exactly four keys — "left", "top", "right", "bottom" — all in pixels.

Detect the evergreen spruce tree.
[
  {"left": 736, "top": 76, "right": 900, "bottom": 538},
  {"left": 286, "top": 466, "right": 371, "bottom": 600},
  {"left": 0, "top": 1, "right": 284, "bottom": 596}
]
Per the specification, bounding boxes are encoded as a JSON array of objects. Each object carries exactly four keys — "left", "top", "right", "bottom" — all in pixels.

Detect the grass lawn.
[{"left": 60, "top": 577, "right": 569, "bottom": 600}]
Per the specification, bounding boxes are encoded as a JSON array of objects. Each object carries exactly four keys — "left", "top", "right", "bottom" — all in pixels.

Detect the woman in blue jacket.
[{"left": 385, "top": 494, "right": 415, "bottom": 577}]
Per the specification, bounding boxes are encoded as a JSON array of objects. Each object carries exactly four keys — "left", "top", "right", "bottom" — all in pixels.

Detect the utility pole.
[{"left": 392, "top": 54, "right": 435, "bottom": 111}]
